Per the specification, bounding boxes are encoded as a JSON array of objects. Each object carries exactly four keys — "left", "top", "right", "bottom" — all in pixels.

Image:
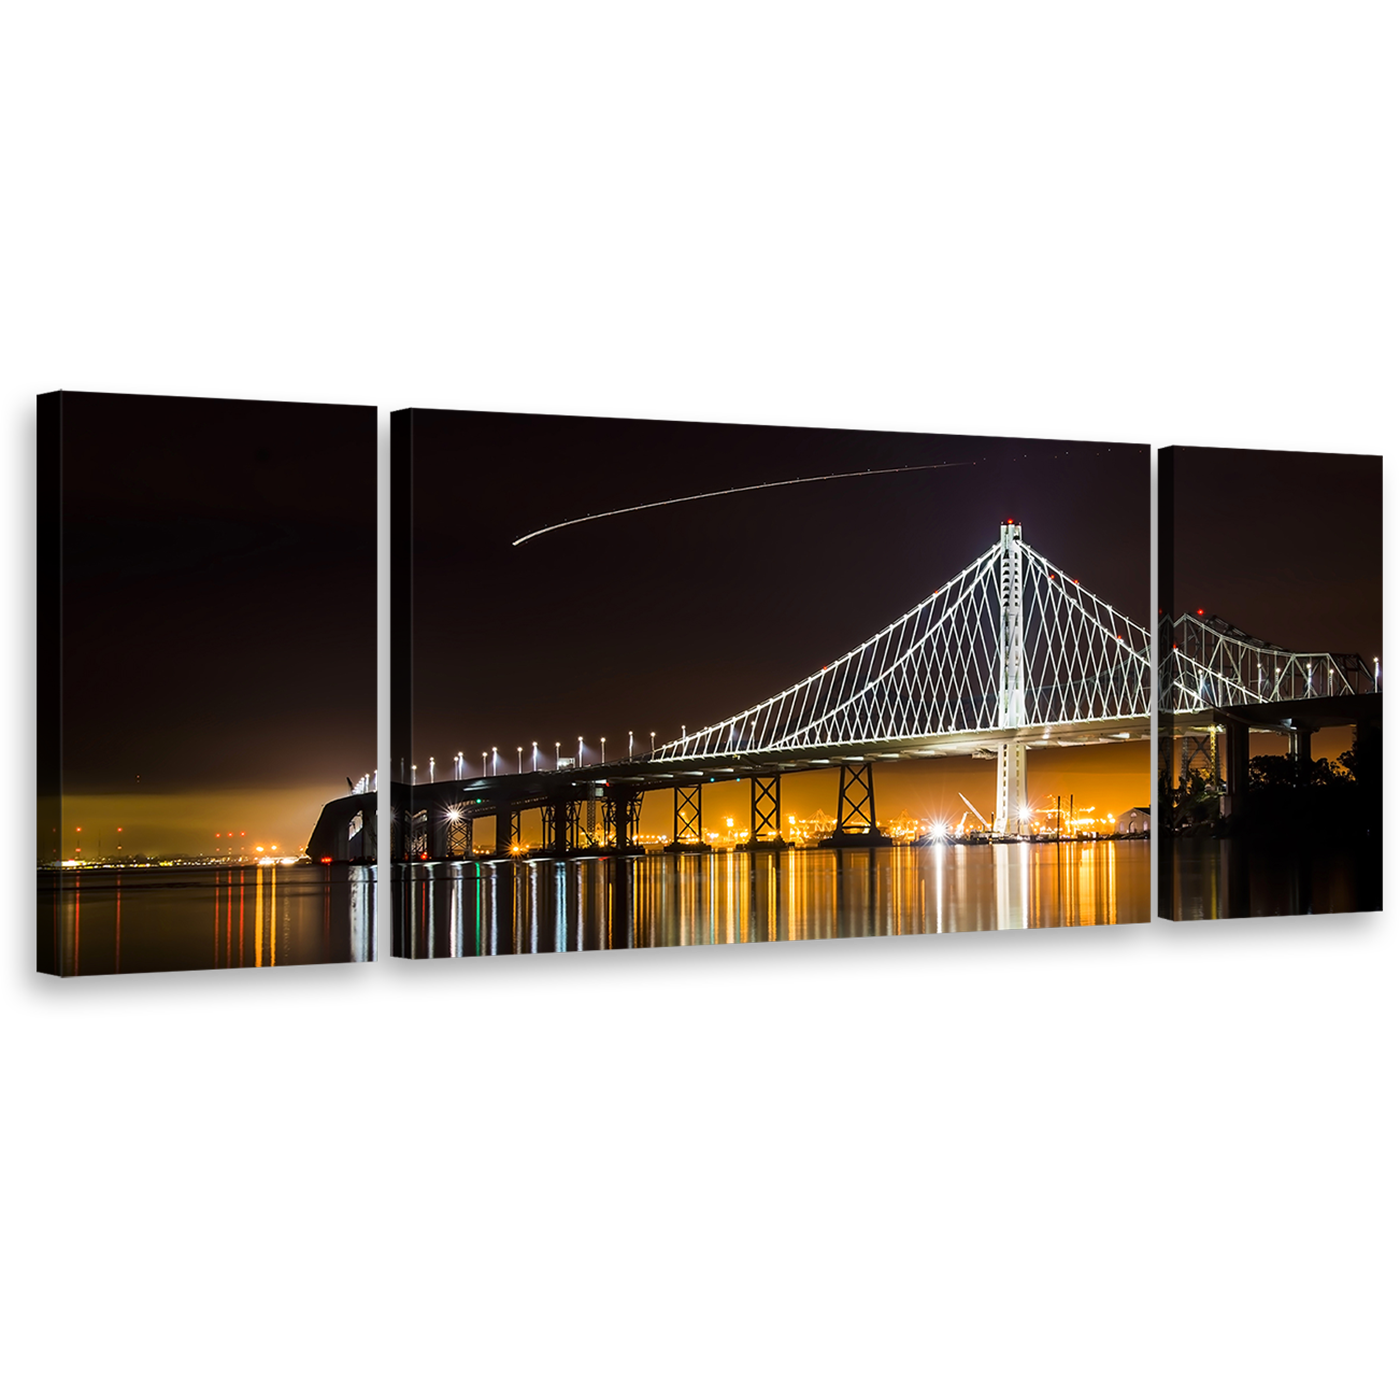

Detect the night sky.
[{"left": 58, "top": 421, "right": 1378, "bottom": 850}]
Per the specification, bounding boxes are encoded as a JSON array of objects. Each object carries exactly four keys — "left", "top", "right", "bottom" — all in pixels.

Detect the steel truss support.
[
  {"left": 604, "top": 785, "right": 645, "bottom": 852},
  {"left": 667, "top": 785, "right": 707, "bottom": 851},
  {"left": 406, "top": 807, "right": 428, "bottom": 859},
  {"left": 446, "top": 815, "right": 473, "bottom": 859},
  {"left": 822, "top": 762, "right": 892, "bottom": 846},
  {"left": 835, "top": 763, "right": 877, "bottom": 835},
  {"left": 1179, "top": 732, "right": 1218, "bottom": 784},
  {"left": 541, "top": 795, "right": 573, "bottom": 857},
  {"left": 993, "top": 521, "right": 1027, "bottom": 836},
  {"left": 748, "top": 774, "right": 783, "bottom": 845}
]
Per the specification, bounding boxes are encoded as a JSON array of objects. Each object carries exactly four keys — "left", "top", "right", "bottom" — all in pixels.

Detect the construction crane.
[{"left": 957, "top": 792, "right": 990, "bottom": 831}]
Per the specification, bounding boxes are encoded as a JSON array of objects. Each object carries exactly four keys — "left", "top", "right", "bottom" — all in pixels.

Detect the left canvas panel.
[{"left": 37, "top": 392, "right": 378, "bottom": 976}]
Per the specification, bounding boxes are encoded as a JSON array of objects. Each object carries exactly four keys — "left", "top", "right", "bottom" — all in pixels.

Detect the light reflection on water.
[
  {"left": 34, "top": 846, "right": 1159, "bottom": 974},
  {"left": 394, "top": 842, "right": 1148, "bottom": 958}
]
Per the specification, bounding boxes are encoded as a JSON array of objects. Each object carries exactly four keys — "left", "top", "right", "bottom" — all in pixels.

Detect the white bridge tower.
[{"left": 993, "top": 521, "right": 1029, "bottom": 836}]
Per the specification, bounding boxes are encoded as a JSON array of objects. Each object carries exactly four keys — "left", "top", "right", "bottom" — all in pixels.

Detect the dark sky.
[
  {"left": 1166, "top": 447, "right": 1383, "bottom": 659},
  {"left": 57, "top": 415, "right": 1378, "bottom": 845},
  {"left": 60, "top": 392, "right": 378, "bottom": 851},
  {"left": 403, "top": 411, "right": 1150, "bottom": 774}
]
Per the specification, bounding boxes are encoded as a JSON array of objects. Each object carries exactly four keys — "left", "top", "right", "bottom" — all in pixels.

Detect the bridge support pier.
[
  {"left": 604, "top": 785, "right": 645, "bottom": 854},
  {"left": 1180, "top": 731, "right": 1218, "bottom": 784},
  {"left": 428, "top": 805, "right": 447, "bottom": 860},
  {"left": 823, "top": 763, "right": 891, "bottom": 847},
  {"left": 405, "top": 804, "right": 428, "bottom": 860},
  {"left": 491, "top": 807, "right": 520, "bottom": 859},
  {"left": 1220, "top": 716, "right": 1250, "bottom": 819},
  {"left": 1287, "top": 722, "right": 1314, "bottom": 782},
  {"left": 541, "top": 795, "right": 573, "bottom": 858},
  {"left": 741, "top": 774, "right": 786, "bottom": 849},
  {"left": 666, "top": 784, "right": 710, "bottom": 852},
  {"left": 993, "top": 740, "right": 1029, "bottom": 837},
  {"left": 441, "top": 810, "right": 472, "bottom": 859}
]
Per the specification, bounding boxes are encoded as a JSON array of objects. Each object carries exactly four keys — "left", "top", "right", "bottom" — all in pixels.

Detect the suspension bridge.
[{"left": 373, "top": 521, "right": 1153, "bottom": 862}]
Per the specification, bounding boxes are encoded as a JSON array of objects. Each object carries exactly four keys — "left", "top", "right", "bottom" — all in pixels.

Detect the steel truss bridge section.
[{"left": 1164, "top": 611, "right": 1379, "bottom": 716}]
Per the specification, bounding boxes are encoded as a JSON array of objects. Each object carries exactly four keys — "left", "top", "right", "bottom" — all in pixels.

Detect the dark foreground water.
[
  {"left": 1164, "top": 834, "right": 1372, "bottom": 924},
  {"left": 393, "top": 842, "right": 1149, "bottom": 957}
]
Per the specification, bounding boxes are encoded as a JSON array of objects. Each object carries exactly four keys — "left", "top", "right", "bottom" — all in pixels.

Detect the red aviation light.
[{"left": 1197, "top": 609, "right": 1204, "bottom": 616}]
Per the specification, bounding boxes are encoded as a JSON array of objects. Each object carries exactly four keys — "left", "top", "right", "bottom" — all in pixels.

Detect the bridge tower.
[{"left": 993, "top": 521, "right": 1029, "bottom": 836}]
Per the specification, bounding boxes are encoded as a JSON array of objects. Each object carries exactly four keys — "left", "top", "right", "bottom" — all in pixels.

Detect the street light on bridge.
[
  {"left": 492, "top": 746, "right": 498, "bottom": 776},
  {"left": 555, "top": 741, "right": 561, "bottom": 769},
  {"left": 601, "top": 737, "right": 607, "bottom": 764},
  {"left": 578, "top": 735, "right": 584, "bottom": 766},
  {"left": 628, "top": 730, "right": 633, "bottom": 759},
  {"left": 482, "top": 751, "right": 488, "bottom": 778},
  {"left": 429, "top": 756, "right": 435, "bottom": 783},
  {"left": 532, "top": 742, "right": 539, "bottom": 772},
  {"left": 517, "top": 746, "right": 523, "bottom": 774},
  {"left": 650, "top": 730, "right": 656, "bottom": 754}
]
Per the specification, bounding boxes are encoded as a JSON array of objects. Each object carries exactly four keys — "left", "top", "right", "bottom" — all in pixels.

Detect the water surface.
[{"left": 35, "top": 846, "right": 1154, "bottom": 974}]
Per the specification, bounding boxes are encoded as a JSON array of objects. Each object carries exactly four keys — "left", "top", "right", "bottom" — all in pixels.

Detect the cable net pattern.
[
  {"left": 655, "top": 529, "right": 1377, "bottom": 761},
  {"left": 657, "top": 532, "right": 1150, "bottom": 759}
]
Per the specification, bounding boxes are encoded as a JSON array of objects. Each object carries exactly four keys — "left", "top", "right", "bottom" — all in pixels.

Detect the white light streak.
[{"left": 511, "top": 460, "right": 977, "bottom": 546}]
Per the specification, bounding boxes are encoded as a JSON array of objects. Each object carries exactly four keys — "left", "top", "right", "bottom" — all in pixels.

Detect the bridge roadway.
[
  {"left": 393, "top": 714, "right": 1150, "bottom": 860},
  {"left": 317, "top": 685, "right": 1376, "bottom": 862}
]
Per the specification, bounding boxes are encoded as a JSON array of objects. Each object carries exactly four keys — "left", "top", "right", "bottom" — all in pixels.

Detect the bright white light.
[{"left": 511, "top": 460, "right": 975, "bottom": 545}]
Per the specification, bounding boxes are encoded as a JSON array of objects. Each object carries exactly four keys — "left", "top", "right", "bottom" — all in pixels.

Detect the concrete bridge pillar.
[
  {"left": 1287, "top": 723, "right": 1313, "bottom": 780},
  {"left": 493, "top": 807, "right": 519, "bottom": 858},
  {"left": 542, "top": 794, "right": 574, "bottom": 858},
  {"left": 428, "top": 800, "right": 453, "bottom": 860},
  {"left": 1220, "top": 716, "right": 1250, "bottom": 819},
  {"left": 993, "top": 740, "right": 1029, "bottom": 837}
]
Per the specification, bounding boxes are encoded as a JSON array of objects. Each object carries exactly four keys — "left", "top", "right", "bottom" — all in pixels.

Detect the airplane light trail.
[{"left": 512, "top": 460, "right": 978, "bottom": 546}]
